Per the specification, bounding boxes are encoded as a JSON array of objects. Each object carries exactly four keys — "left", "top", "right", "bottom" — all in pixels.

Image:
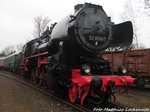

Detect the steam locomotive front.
[
  {"left": 50, "top": 3, "right": 133, "bottom": 53},
  {"left": 73, "top": 4, "right": 113, "bottom": 52},
  {"left": 66, "top": 3, "right": 134, "bottom": 105},
  {"left": 50, "top": 3, "right": 113, "bottom": 53}
]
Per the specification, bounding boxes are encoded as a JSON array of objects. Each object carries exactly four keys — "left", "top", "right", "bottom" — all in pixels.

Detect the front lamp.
[{"left": 82, "top": 64, "right": 91, "bottom": 74}]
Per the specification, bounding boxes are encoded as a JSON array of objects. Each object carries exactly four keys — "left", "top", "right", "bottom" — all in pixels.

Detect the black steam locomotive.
[{"left": 12, "top": 3, "right": 135, "bottom": 105}]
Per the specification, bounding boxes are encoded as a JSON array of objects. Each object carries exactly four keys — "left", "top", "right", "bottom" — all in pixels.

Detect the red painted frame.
[
  {"left": 22, "top": 52, "right": 48, "bottom": 72},
  {"left": 69, "top": 69, "right": 135, "bottom": 105},
  {"left": 21, "top": 52, "right": 135, "bottom": 105}
]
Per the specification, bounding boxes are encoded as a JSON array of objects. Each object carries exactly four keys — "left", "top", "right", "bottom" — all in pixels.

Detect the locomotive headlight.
[
  {"left": 82, "top": 65, "right": 91, "bottom": 74},
  {"left": 118, "top": 66, "right": 127, "bottom": 74},
  {"left": 122, "top": 68, "right": 127, "bottom": 74},
  {"left": 85, "top": 68, "right": 90, "bottom": 74}
]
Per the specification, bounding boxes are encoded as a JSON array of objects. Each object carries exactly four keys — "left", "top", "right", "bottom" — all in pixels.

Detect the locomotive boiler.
[{"left": 22, "top": 3, "right": 135, "bottom": 105}]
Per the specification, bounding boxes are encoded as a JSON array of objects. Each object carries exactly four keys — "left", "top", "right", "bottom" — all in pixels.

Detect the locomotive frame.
[{"left": 21, "top": 51, "right": 134, "bottom": 105}]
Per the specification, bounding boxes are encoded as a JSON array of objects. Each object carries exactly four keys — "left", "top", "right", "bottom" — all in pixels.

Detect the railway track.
[
  {"left": 0, "top": 70, "right": 128, "bottom": 112},
  {"left": 128, "top": 85, "right": 150, "bottom": 96}
]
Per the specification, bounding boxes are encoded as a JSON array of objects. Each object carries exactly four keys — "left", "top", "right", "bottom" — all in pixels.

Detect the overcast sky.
[{"left": 0, "top": 0, "right": 150, "bottom": 51}]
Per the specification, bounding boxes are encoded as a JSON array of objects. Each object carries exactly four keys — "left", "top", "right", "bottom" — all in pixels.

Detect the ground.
[
  {"left": 115, "top": 87, "right": 150, "bottom": 109},
  {"left": 0, "top": 74, "right": 77, "bottom": 112}
]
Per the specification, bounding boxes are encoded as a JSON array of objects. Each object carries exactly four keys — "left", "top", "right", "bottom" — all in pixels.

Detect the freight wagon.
[
  {"left": 102, "top": 49, "right": 150, "bottom": 88},
  {"left": 0, "top": 57, "right": 5, "bottom": 69}
]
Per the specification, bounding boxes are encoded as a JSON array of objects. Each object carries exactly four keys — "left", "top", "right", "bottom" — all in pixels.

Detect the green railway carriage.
[
  {"left": 4, "top": 52, "right": 22, "bottom": 72},
  {"left": 14, "top": 52, "right": 22, "bottom": 73}
]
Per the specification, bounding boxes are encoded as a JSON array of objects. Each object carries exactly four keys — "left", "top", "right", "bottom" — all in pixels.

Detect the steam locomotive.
[{"left": 5, "top": 3, "right": 135, "bottom": 105}]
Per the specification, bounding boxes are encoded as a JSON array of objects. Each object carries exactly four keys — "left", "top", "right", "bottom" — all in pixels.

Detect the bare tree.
[
  {"left": 2, "top": 45, "right": 16, "bottom": 56},
  {"left": 134, "top": 0, "right": 150, "bottom": 16},
  {"left": 121, "top": 0, "right": 139, "bottom": 49},
  {"left": 143, "top": 0, "right": 150, "bottom": 16},
  {"left": 0, "top": 51, "right": 5, "bottom": 57},
  {"left": 16, "top": 43, "right": 23, "bottom": 51},
  {"left": 33, "top": 16, "right": 50, "bottom": 38},
  {"left": 144, "top": 0, "right": 150, "bottom": 7}
]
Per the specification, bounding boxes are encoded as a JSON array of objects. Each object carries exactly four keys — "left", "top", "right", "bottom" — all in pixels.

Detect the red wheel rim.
[{"left": 69, "top": 83, "right": 77, "bottom": 103}]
